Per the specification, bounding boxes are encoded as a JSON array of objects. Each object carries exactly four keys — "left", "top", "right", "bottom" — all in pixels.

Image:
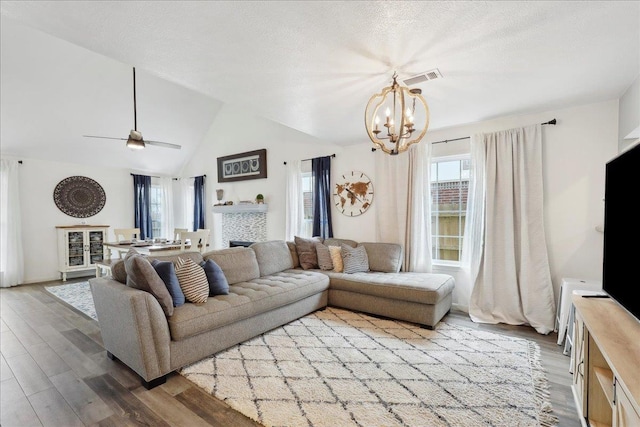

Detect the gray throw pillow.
[
  {"left": 200, "top": 259, "right": 230, "bottom": 296},
  {"left": 151, "top": 259, "right": 185, "bottom": 307},
  {"left": 294, "top": 236, "right": 322, "bottom": 270},
  {"left": 111, "top": 259, "right": 127, "bottom": 284},
  {"left": 315, "top": 243, "right": 334, "bottom": 271},
  {"left": 124, "top": 253, "right": 175, "bottom": 316},
  {"left": 341, "top": 244, "right": 369, "bottom": 274}
]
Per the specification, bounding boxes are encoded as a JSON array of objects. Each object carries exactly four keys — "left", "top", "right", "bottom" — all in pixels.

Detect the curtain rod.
[
  {"left": 130, "top": 173, "right": 206, "bottom": 180},
  {"left": 284, "top": 153, "right": 335, "bottom": 165},
  {"left": 173, "top": 175, "right": 207, "bottom": 180},
  {"left": 371, "top": 118, "right": 557, "bottom": 151}
]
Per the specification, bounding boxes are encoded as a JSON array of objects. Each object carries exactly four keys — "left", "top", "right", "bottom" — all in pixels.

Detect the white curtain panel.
[
  {"left": 0, "top": 159, "right": 24, "bottom": 287},
  {"left": 375, "top": 151, "right": 409, "bottom": 251},
  {"left": 406, "top": 142, "right": 433, "bottom": 272},
  {"left": 158, "top": 177, "right": 175, "bottom": 239},
  {"left": 459, "top": 136, "right": 487, "bottom": 311},
  {"left": 468, "top": 124, "right": 556, "bottom": 334},
  {"left": 285, "top": 160, "right": 304, "bottom": 241}
]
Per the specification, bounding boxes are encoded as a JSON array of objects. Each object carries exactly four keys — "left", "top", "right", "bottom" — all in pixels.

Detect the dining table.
[{"left": 103, "top": 240, "right": 197, "bottom": 259}]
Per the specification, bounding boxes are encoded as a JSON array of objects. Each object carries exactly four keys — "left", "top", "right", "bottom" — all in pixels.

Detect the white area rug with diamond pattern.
[{"left": 180, "top": 307, "right": 558, "bottom": 427}]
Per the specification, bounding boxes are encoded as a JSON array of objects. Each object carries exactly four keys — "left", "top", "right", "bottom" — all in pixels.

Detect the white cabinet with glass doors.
[{"left": 56, "top": 225, "right": 109, "bottom": 281}]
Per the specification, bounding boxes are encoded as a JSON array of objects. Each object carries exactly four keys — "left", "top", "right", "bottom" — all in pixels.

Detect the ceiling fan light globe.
[
  {"left": 129, "top": 130, "right": 143, "bottom": 140},
  {"left": 126, "top": 138, "right": 145, "bottom": 150}
]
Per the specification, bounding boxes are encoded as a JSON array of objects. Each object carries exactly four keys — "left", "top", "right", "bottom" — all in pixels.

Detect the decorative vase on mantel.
[
  {"left": 216, "top": 189, "right": 224, "bottom": 206},
  {"left": 256, "top": 194, "right": 264, "bottom": 204}
]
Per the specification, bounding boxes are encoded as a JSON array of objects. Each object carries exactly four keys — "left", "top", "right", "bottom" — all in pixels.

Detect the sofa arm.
[{"left": 89, "top": 278, "right": 171, "bottom": 383}]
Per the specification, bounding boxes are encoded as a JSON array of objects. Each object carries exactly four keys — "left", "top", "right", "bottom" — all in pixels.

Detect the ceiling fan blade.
[
  {"left": 145, "top": 140, "right": 182, "bottom": 150},
  {"left": 83, "top": 135, "right": 128, "bottom": 141}
]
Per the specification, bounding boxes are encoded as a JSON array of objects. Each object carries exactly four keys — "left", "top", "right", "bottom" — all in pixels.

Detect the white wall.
[
  {"left": 181, "top": 103, "right": 344, "bottom": 246},
  {"left": 18, "top": 158, "right": 132, "bottom": 283},
  {"left": 618, "top": 75, "right": 639, "bottom": 151}
]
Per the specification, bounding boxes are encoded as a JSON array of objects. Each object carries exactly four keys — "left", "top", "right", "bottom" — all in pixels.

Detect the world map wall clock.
[
  {"left": 334, "top": 171, "right": 374, "bottom": 216},
  {"left": 53, "top": 176, "right": 106, "bottom": 218}
]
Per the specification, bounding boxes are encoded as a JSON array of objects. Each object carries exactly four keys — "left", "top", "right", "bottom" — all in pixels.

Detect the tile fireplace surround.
[{"left": 212, "top": 204, "right": 267, "bottom": 248}]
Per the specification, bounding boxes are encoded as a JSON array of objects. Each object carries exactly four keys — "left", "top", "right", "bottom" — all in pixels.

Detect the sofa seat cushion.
[
  {"left": 324, "top": 272, "right": 454, "bottom": 305},
  {"left": 167, "top": 270, "right": 329, "bottom": 341}
]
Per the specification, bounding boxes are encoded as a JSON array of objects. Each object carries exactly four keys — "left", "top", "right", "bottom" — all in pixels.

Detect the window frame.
[{"left": 430, "top": 153, "right": 470, "bottom": 267}]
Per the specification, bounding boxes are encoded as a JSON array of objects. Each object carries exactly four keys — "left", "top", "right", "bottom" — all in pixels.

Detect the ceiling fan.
[{"left": 83, "top": 67, "right": 181, "bottom": 150}]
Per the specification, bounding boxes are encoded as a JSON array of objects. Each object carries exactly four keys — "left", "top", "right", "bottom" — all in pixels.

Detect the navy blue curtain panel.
[
  {"left": 132, "top": 174, "right": 152, "bottom": 240},
  {"left": 194, "top": 176, "right": 206, "bottom": 231},
  {"left": 312, "top": 156, "right": 334, "bottom": 239}
]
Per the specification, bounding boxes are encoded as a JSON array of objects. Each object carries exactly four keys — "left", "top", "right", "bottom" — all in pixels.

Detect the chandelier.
[{"left": 365, "top": 72, "right": 430, "bottom": 155}]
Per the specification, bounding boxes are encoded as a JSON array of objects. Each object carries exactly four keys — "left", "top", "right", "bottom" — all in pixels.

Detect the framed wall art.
[{"left": 217, "top": 149, "right": 267, "bottom": 183}]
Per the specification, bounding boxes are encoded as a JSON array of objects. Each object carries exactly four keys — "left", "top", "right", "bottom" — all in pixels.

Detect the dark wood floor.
[{"left": 1, "top": 279, "right": 583, "bottom": 427}]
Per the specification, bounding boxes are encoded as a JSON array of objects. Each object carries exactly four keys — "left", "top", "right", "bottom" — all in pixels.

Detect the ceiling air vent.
[{"left": 403, "top": 68, "right": 443, "bottom": 86}]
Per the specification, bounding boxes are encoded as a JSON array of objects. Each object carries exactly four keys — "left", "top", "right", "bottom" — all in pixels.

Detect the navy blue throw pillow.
[
  {"left": 151, "top": 259, "right": 185, "bottom": 307},
  {"left": 200, "top": 259, "right": 230, "bottom": 296}
]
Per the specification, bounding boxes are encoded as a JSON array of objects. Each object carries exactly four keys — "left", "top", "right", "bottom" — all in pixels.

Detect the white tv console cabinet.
[{"left": 571, "top": 294, "right": 640, "bottom": 427}]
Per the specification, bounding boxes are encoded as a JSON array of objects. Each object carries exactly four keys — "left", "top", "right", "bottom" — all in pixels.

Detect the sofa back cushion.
[
  {"left": 146, "top": 252, "right": 204, "bottom": 266},
  {"left": 203, "top": 247, "right": 260, "bottom": 285},
  {"left": 360, "top": 242, "right": 403, "bottom": 273},
  {"left": 250, "top": 240, "right": 294, "bottom": 276},
  {"left": 324, "top": 238, "right": 358, "bottom": 248}
]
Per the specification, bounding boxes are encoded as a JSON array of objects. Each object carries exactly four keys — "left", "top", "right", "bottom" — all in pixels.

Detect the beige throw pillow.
[
  {"left": 328, "top": 245, "right": 343, "bottom": 272},
  {"left": 175, "top": 258, "right": 209, "bottom": 303}
]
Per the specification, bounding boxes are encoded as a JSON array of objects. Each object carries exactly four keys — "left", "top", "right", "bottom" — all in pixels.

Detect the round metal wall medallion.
[{"left": 53, "top": 176, "right": 106, "bottom": 218}]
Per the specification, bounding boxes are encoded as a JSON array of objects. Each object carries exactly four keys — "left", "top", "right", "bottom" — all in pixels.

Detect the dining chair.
[
  {"left": 173, "top": 228, "right": 188, "bottom": 241},
  {"left": 113, "top": 228, "right": 141, "bottom": 258},
  {"left": 114, "top": 228, "right": 140, "bottom": 242},
  {"left": 178, "top": 230, "right": 210, "bottom": 254}
]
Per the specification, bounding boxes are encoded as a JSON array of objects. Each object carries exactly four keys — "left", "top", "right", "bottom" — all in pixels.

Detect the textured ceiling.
[{"left": 1, "top": 1, "right": 639, "bottom": 169}]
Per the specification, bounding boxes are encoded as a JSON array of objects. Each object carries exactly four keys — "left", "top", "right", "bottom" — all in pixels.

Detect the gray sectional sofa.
[{"left": 89, "top": 238, "right": 454, "bottom": 389}]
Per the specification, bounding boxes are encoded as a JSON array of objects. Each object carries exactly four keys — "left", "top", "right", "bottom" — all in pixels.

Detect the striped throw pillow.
[
  {"left": 175, "top": 257, "right": 209, "bottom": 303},
  {"left": 341, "top": 244, "right": 369, "bottom": 274}
]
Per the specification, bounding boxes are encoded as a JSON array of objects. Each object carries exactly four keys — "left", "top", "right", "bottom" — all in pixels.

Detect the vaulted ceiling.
[{"left": 1, "top": 1, "right": 638, "bottom": 174}]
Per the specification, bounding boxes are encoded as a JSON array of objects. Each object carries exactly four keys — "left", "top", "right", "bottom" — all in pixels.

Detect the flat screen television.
[{"left": 602, "top": 142, "right": 640, "bottom": 322}]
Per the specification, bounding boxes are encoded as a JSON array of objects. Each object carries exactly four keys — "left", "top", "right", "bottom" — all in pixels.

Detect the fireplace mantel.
[{"left": 212, "top": 204, "right": 267, "bottom": 214}]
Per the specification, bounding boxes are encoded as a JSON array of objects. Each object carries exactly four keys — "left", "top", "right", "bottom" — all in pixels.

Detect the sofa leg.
[
  {"left": 142, "top": 375, "right": 167, "bottom": 390},
  {"left": 106, "top": 351, "right": 117, "bottom": 361},
  {"left": 420, "top": 324, "right": 435, "bottom": 330}
]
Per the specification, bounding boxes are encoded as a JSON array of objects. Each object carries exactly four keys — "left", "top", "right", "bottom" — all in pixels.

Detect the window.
[
  {"left": 149, "top": 184, "right": 164, "bottom": 238},
  {"left": 431, "top": 155, "right": 470, "bottom": 264},
  {"left": 301, "top": 170, "right": 314, "bottom": 237}
]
